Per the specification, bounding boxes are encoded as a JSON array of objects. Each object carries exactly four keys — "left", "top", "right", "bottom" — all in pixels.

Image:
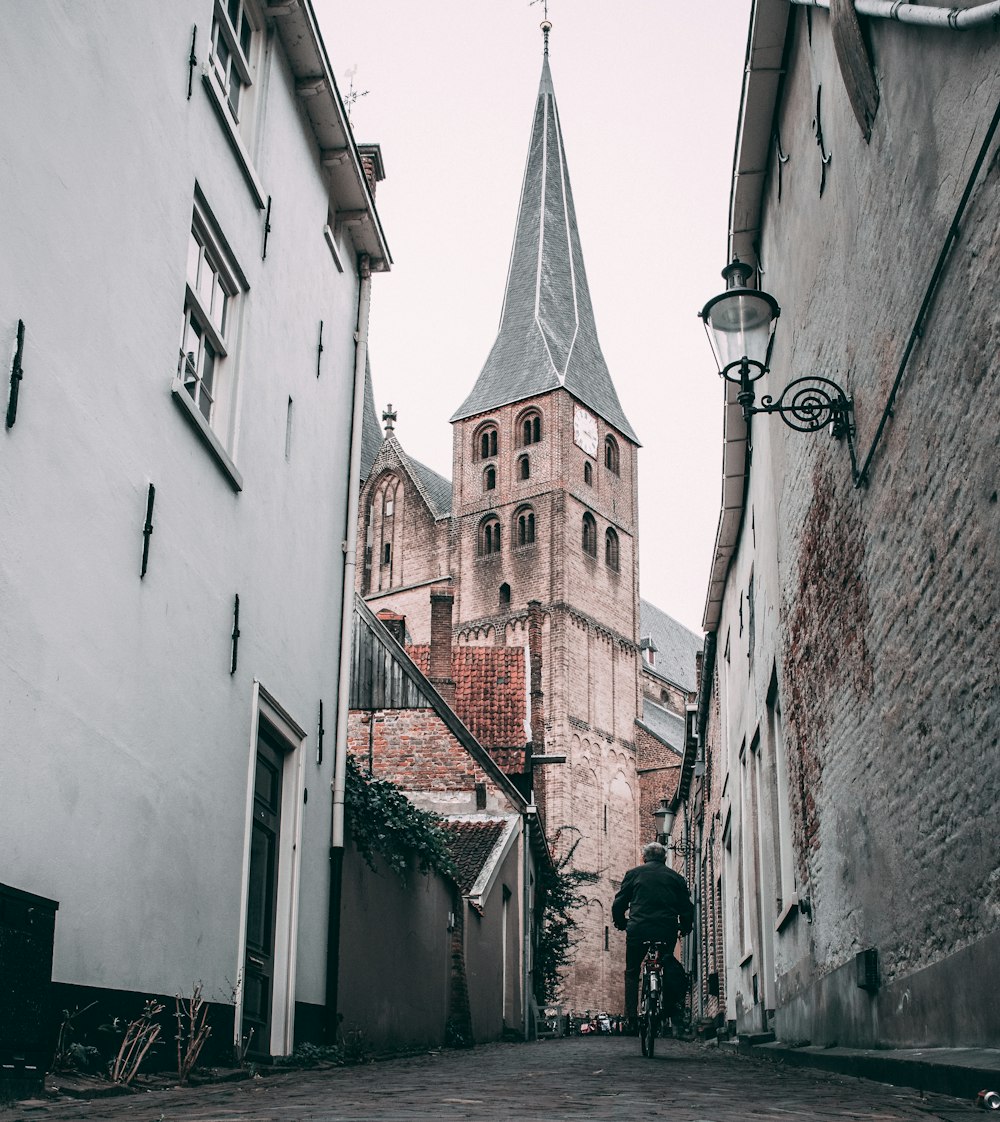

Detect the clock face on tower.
[{"left": 573, "top": 405, "right": 598, "bottom": 457}]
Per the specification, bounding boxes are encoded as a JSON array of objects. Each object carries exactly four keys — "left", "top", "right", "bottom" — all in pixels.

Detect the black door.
[{"left": 242, "top": 719, "right": 284, "bottom": 1057}]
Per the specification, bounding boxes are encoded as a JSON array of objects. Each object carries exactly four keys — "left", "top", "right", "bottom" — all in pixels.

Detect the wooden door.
[{"left": 242, "top": 720, "right": 284, "bottom": 1057}]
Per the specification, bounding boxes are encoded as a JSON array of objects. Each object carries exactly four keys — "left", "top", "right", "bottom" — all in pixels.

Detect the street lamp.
[
  {"left": 700, "top": 260, "right": 859, "bottom": 482},
  {"left": 652, "top": 798, "right": 695, "bottom": 856}
]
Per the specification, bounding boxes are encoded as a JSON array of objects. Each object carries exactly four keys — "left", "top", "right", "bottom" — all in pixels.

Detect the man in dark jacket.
[{"left": 612, "top": 841, "right": 694, "bottom": 1028}]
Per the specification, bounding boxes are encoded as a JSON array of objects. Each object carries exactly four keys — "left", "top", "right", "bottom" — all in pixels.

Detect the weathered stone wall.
[{"left": 711, "top": 8, "right": 1000, "bottom": 1047}]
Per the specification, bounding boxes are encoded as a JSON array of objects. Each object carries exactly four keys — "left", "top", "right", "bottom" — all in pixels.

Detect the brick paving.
[{"left": 3, "top": 1036, "right": 981, "bottom": 1121}]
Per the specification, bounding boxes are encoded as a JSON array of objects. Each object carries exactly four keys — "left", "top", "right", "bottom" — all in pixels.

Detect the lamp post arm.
[{"left": 742, "top": 373, "right": 861, "bottom": 485}]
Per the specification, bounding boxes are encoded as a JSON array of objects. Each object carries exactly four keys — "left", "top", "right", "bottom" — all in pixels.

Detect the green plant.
[
  {"left": 339, "top": 1026, "right": 373, "bottom": 1065},
  {"left": 175, "top": 983, "right": 212, "bottom": 1083},
  {"left": 51, "top": 1003, "right": 99, "bottom": 1072},
  {"left": 273, "top": 1041, "right": 344, "bottom": 1068},
  {"left": 345, "top": 754, "right": 457, "bottom": 881},
  {"left": 534, "top": 828, "right": 600, "bottom": 1004},
  {"left": 444, "top": 1017, "right": 472, "bottom": 1049},
  {"left": 109, "top": 999, "right": 164, "bottom": 1086}
]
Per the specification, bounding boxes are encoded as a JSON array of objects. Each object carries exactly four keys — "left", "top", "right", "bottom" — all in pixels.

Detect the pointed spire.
[{"left": 452, "top": 45, "right": 637, "bottom": 443}]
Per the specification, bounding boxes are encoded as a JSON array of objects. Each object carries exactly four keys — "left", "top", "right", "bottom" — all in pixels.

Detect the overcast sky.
[{"left": 313, "top": 1, "right": 752, "bottom": 635}]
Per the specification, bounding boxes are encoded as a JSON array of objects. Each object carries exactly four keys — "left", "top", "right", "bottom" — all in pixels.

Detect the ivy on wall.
[
  {"left": 345, "top": 754, "right": 457, "bottom": 881},
  {"left": 533, "top": 829, "right": 599, "bottom": 1004}
]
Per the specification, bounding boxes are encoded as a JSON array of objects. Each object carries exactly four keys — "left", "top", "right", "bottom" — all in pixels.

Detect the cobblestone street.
[{"left": 4, "top": 1037, "right": 981, "bottom": 1122}]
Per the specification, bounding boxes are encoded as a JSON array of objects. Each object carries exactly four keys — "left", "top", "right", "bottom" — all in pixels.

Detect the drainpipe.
[
  {"left": 790, "top": 0, "right": 1000, "bottom": 28},
  {"left": 522, "top": 810, "right": 532, "bottom": 1041},
  {"left": 325, "top": 253, "right": 372, "bottom": 1039}
]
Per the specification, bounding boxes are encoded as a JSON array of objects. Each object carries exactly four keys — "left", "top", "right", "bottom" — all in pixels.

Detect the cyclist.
[{"left": 612, "top": 841, "right": 694, "bottom": 1034}]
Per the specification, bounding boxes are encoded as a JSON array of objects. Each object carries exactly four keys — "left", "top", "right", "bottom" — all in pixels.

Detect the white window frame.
[
  {"left": 172, "top": 189, "right": 248, "bottom": 490},
  {"left": 203, "top": 0, "right": 266, "bottom": 208},
  {"left": 209, "top": 0, "right": 256, "bottom": 125}
]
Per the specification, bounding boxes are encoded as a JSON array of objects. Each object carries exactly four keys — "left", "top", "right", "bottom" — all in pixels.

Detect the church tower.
[{"left": 449, "top": 28, "right": 641, "bottom": 1012}]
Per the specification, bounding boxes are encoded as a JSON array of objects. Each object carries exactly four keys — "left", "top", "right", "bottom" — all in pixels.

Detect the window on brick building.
[
  {"left": 499, "top": 583, "right": 511, "bottom": 608},
  {"left": 766, "top": 677, "right": 796, "bottom": 922},
  {"left": 518, "top": 455, "right": 530, "bottom": 481},
  {"left": 484, "top": 465, "right": 496, "bottom": 491},
  {"left": 604, "top": 435, "right": 620, "bottom": 475},
  {"left": 584, "top": 461, "right": 592, "bottom": 486},
  {"left": 518, "top": 409, "right": 542, "bottom": 446},
  {"left": 605, "top": 528, "right": 619, "bottom": 571},
  {"left": 476, "top": 425, "right": 498, "bottom": 461},
  {"left": 479, "top": 516, "right": 501, "bottom": 557},
  {"left": 515, "top": 506, "right": 535, "bottom": 547},
  {"left": 582, "top": 512, "right": 597, "bottom": 556},
  {"left": 382, "top": 542, "right": 391, "bottom": 566}
]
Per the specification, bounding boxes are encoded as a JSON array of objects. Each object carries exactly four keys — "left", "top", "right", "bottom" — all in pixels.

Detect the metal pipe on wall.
[{"left": 325, "top": 253, "right": 372, "bottom": 1036}]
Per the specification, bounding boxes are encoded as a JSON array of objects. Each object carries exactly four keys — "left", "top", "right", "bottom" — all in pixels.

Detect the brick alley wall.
[{"left": 709, "top": 7, "right": 1000, "bottom": 1049}]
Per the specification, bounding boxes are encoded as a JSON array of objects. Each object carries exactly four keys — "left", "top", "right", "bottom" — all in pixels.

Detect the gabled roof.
[
  {"left": 410, "top": 645, "right": 529, "bottom": 773},
  {"left": 350, "top": 597, "right": 527, "bottom": 810},
  {"left": 407, "top": 456, "right": 452, "bottom": 519},
  {"left": 364, "top": 431, "right": 453, "bottom": 520},
  {"left": 639, "top": 698, "right": 686, "bottom": 751},
  {"left": 359, "top": 359, "right": 383, "bottom": 481},
  {"left": 639, "top": 600, "right": 702, "bottom": 694},
  {"left": 443, "top": 818, "right": 510, "bottom": 895},
  {"left": 451, "top": 54, "right": 637, "bottom": 444}
]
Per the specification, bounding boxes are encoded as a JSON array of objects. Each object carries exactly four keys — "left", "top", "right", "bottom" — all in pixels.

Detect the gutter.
[
  {"left": 790, "top": 0, "right": 1000, "bottom": 28},
  {"left": 325, "top": 253, "right": 372, "bottom": 1036}
]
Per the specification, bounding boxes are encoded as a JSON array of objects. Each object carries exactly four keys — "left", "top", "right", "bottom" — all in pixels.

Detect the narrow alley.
[{"left": 4, "top": 1037, "right": 981, "bottom": 1122}]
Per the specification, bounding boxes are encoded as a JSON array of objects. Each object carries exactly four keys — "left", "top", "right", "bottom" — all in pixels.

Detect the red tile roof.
[
  {"left": 443, "top": 818, "right": 508, "bottom": 894},
  {"left": 409, "top": 645, "right": 528, "bottom": 772}
]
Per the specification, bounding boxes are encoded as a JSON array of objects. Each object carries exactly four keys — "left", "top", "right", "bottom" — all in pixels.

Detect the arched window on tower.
[
  {"left": 515, "top": 506, "right": 535, "bottom": 547},
  {"left": 499, "top": 583, "right": 511, "bottom": 608},
  {"left": 484, "top": 465, "right": 496, "bottom": 491},
  {"left": 605, "top": 528, "right": 620, "bottom": 571},
  {"left": 518, "top": 409, "right": 542, "bottom": 447},
  {"left": 479, "top": 516, "right": 501, "bottom": 557},
  {"left": 582, "top": 512, "right": 597, "bottom": 556},
  {"left": 584, "top": 461, "right": 593, "bottom": 486},
  {"left": 518, "top": 455, "right": 530, "bottom": 481},
  {"left": 476, "top": 424, "right": 498, "bottom": 461},
  {"left": 605, "top": 435, "right": 620, "bottom": 475}
]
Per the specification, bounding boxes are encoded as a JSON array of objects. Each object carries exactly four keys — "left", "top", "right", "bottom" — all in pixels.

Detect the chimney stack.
[
  {"left": 429, "top": 586, "right": 455, "bottom": 704},
  {"left": 376, "top": 609, "right": 406, "bottom": 647},
  {"left": 357, "top": 143, "right": 385, "bottom": 198}
]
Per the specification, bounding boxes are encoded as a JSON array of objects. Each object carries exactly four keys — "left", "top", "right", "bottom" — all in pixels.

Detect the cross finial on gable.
[{"left": 382, "top": 403, "right": 397, "bottom": 431}]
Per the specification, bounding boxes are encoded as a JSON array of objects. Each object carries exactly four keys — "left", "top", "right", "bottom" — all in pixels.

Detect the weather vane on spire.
[
  {"left": 529, "top": 0, "right": 552, "bottom": 53},
  {"left": 382, "top": 403, "right": 396, "bottom": 432}
]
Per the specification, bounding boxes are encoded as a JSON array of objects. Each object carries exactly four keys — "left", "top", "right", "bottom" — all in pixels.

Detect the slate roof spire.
[{"left": 451, "top": 35, "right": 638, "bottom": 443}]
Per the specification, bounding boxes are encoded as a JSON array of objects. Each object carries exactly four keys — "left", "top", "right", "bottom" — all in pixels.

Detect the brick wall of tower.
[{"left": 449, "top": 387, "right": 641, "bottom": 1013}]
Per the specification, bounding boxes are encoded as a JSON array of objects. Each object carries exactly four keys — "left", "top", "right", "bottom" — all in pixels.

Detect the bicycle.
[{"left": 637, "top": 940, "right": 673, "bottom": 1057}]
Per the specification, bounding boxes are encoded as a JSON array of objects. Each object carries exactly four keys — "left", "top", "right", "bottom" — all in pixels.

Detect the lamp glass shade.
[
  {"left": 652, "top": 800, "right": 676, "bottom": 838},
  {"left": 701, "top": 288, "right": 780, "bottom": 378}
]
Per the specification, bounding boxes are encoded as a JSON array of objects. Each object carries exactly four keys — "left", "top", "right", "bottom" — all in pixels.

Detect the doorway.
[{"left": 242, "top": 717, "right": 285, "bottom": 1057}]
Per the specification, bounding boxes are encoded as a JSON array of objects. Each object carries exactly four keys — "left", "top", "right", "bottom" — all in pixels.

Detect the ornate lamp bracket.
[{"left": 733, "top": 361, "right": 861, "bottom": 485}]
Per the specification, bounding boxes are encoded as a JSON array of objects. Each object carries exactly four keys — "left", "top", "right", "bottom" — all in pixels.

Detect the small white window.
[
  {"left": 210, "top": 0, "right": 257, "bottom": 127},
  {"left": 173, "top": 191, "right": 247, "bottom": 487}
]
